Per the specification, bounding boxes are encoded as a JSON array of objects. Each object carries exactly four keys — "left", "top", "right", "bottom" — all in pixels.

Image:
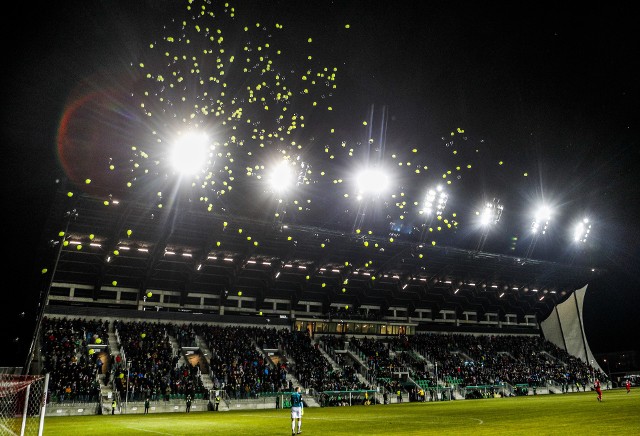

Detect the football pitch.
[{"left": 42, "top": 389, "right": 638, "bottom": 436}]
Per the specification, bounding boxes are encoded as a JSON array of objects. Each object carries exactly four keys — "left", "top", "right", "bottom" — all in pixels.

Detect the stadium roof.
[{"left": 38, "top": 178, "right": 602, "bottom": 321}]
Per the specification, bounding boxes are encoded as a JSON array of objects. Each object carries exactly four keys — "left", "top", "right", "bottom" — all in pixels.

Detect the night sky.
[{"left": 1, "top": 1, "right": 638, "bottom": 368}]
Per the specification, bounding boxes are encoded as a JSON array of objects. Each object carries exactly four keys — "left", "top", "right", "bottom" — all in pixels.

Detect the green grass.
[{"left": 42, "top": 389, "right": 639, "bottom": 435}]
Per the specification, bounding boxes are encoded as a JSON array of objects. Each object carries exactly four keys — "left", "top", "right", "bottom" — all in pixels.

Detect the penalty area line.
[
  {"left": 235, "top": 414, "right": 363, "bottom": 422},
  {"left": 122, "top": 425, "right": 177, "bottom": 435}
]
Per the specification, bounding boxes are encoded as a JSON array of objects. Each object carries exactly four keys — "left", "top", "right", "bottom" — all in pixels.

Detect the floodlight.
[
  {"left": 419, "top": 185, "right": 448, "bottom": 243},
  {"left": 421, "top": 185, "right": 448, "bottom": 216},
  {"left": 170, "top": 131, "right": 210, "bottom": 175},
  {"left": 355, "top": 167, "right": 389, "bottom": 196},
  {"left": 479, "top": 199, "right": 503, "bottom": 226},
  {"left": 573, "top": 218, "right": 591, "bottom": 243},
  {"left": 267, "top": 160, "right": 296, "bottom": 194},
  {"left": 480, "top": 205, "right": 493, "bottom": 225},
  {"left": 531, "top": 205, "right": 552, "bottom": 234},
  {"left": 526, "top": 204, "right": 552, "bottom": 258}
]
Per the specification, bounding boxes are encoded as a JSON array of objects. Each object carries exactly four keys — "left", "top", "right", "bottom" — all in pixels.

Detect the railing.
[
  {"left": 317, "top": 389, "right": 379, "bottom": 407},
  {"left": 224, "top": 391, "right": 292, "bottom": 410},
  {"left": 459, "top": 384, "right": 512, "bottom": 399}
]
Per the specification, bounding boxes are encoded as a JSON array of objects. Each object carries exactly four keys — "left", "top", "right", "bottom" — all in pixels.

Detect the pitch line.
[{"left": 123, "top": 425, "right": 177, "bottom": 435}]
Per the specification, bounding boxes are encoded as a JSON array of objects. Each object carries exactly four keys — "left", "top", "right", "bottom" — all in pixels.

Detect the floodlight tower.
[
  {"left": 169, "top": 131, "right": 210, "bottom": 176},
  {"left": 351, "top": 166, "right": 390, "bottom": 233},
  {"left": 475, "top": 198, "right": 503, "bottom": 252},
  {"left": 267, "top": 159, "right": 306, "bottom": 230},
  {"left": 24, "top": 208, "right": 78, "bottom": 375},
  {"left": 419, "top": 185, "right": 448, "bottom": 244},
  {"left": 352, "top": 104, "right": 389, "bottom": 233},
  {"left": 524, "top": 205, "right": 551, "bottom": 259},
  {"left": 573, "top": 218, "right": 591, "bottom": 243}
]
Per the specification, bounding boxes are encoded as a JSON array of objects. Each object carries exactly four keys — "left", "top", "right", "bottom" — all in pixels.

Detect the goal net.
[{"left": 0, "top": 374, "right": 49, "bottom": 436}]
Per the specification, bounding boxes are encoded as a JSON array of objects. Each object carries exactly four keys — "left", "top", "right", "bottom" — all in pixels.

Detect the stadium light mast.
[
  {"left": 266, "top": 157, "right": 306, "bottom": 230},
  {"left": 352, "top": 104, "right": 389, "bottom": 234},
  {"left": 475, "top": 198, "right": 503, "bottom": 252},
  {"left": 24, "top": 208, "right": 78, "bottom": 375},
  {"left": 351, "top": 166, "right": 390, "bottom": 233},
  {"left": 169, "top": 130, "right": 210, "bottom": 176},
  {"left": 524, "top": 205, "right": 552, "bottom": 259},
  {"left": 573, "top": 218, "right": 591, "bottom": 243},
  {"left": 419, "top": 185, "right": 448, "bottom": 244}
]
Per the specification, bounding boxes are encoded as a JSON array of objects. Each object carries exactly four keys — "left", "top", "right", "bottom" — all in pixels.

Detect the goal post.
[{"left": 0, "top": 373, "right": 49, "bottom": 436}]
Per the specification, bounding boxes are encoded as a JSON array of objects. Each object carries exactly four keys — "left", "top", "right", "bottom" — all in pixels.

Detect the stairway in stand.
[
  {"left": 107, "top": 330, "right": 120, "bottom": 359},
  {"left": 311, "top": 338, "right": 341, "bottom": 372},
  {"left": 167, "top": 334, "right": 186, "bottom": 367},
  {"left": 97, "top": 328, "right": 120, "bottom": 414},
  {"left": 194, "top": 335, "right": 215, "bottom": 393}
]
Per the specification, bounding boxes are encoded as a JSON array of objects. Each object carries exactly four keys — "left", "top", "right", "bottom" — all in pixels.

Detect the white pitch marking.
[{"left": 123, "top": 425, "right": 177, "bottom": 435}]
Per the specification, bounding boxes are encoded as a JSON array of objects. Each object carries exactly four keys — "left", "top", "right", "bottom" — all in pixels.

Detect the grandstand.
[{"left": 18, "top": 180, "right": 609, "bottom": 417}]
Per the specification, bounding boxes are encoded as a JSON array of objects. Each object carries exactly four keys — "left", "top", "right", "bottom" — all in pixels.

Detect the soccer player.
[
  {"left": 626, "top": 379, "right": 631, "bottom": 394},
  {"left": 290, "top": 386, "right": 303, "bottom": 435},
  {"left": 594, "top": 379, "right": 602, "bottom": 402}
]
